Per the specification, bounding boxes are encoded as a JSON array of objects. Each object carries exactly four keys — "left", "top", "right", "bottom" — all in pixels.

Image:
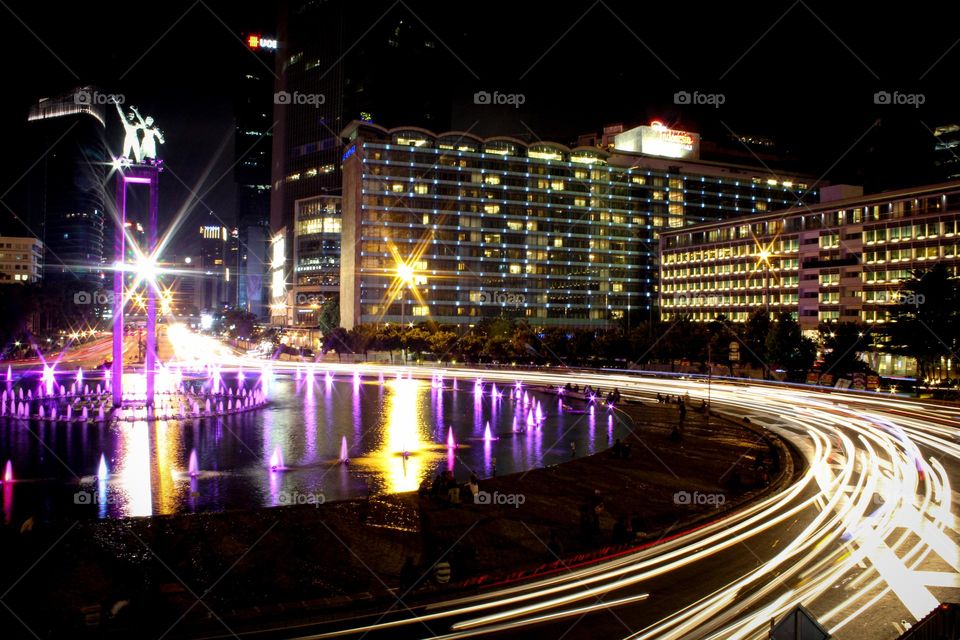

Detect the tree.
[
  {"left": 375, "top": 324, "right": 404, "bottom": 359},
  {"left": 819, "top": 322, "right": 871, "bottom": 377},
  {"left": 317, "top": 297, "right": 340, "bottom": 332},
  {"left": 402, "top": 327, "right": 431, "bottom": 360},
  {"left": 427, "top": 330, "right": 458, "bottom": 361},
  {"left": 223, "top": 307, "right": 256, "bottom": 340},
  {"left": 322, "top": 327, "right": 351, "bottom": 360},
  {"left": 766, "top": 313, "right": 816, "bottom": 381},
  {"left": 348, "top": 324, "right": 377, "bottom": 357},
  {"left": 884, "top": 263, "right": 960, "bottom": 385},
  {"left": 540, "top": 327, "right": 572, "bottom": 364},
  {"left": 742, "top": 309, "right": 772, "bottom": 371},
  {"left": 454, "top": 331, "right": 487, "bottom": 363}
]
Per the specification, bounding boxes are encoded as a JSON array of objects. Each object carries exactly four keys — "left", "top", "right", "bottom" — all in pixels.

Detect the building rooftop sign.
[{"left": 614, "top": 120, "right": 700, "bottom": 160}]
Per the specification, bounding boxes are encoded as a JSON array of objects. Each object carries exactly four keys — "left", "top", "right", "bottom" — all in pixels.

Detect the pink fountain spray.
[
  {"left": 269, "top": 446, "right": 287, "bottom": 471},
  {"left": 188, "top": 449, "right": 200, "bottom": 477}
]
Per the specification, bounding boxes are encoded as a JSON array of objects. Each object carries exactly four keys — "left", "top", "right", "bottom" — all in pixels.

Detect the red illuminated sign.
[{"left": 247, "top": 34, "right": 277, "bottom": 50}]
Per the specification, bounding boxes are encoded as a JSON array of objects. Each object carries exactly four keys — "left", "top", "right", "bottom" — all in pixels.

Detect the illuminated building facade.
[
  {"left": 659, "top": 181, "right": 960, "bottom": 333},
  {"left": 339, "top": 121, "right": 816, "bottom": 329},
  {"left": 17, "top": 87, "right": 107, "bottom": 284},
  {"left": 292, "top": 195, "right": 341, "bottom": 325},
  {"left": 198, "top": 224, "right": 231, "bottom": 312},
  {"left": 0, "top": 236, "right": 44, "bottom": 284}
]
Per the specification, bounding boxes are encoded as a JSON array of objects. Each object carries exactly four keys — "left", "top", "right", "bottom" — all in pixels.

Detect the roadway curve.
[
  {"left": 143, "top": 330, "right": 960, "bottom": 639},
  {"left": 174, "top": 367, "right": 960, "bottom": 640}
]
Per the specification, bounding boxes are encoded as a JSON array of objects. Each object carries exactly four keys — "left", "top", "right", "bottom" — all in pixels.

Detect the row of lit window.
[
  {"left": 284, "top": 164, "right": 336, "bottom": 182},
  {"left": 864, "top": 245, "right": 959, "bottom": 263},
  {"left": 365, "top": 164, "right": 795, "bottom": 209},
  {"left": 364, "top": 144, "right": 807, "bottom": 197},
  {"left": 367, "top": 143, "right": 810, "bottom": 197},
  {"left": 663, "top": 240, "right": 800, "bottom": 264}
]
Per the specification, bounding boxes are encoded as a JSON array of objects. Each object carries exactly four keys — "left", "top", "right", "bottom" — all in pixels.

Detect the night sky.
[{"left": 2, "top": 1, "right": 959, "bottom": 253}]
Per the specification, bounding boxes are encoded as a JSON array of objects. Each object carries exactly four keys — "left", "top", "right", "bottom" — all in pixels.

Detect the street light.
[
  {"left": 757, "top": 248, "right": 772, "bottom": 312},
  {"left": 396, "top": 261, "right": 415, "bottom": 327}
]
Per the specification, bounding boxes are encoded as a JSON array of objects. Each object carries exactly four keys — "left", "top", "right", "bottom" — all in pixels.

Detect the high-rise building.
[
  {"left": 0, "top": 236, "right": 44, "bottom": 284},
  {"left": 336, "top": 120, "right": 817, "bottom": 329},
  {"left": 658, "top": 181, "right": 960, "bottom": 341},
  {"left": 270, "top": 0, "right": 457, "bottom": 321},
  {"left": 16, "top": 86, "right": 107, "bottom": 284},
  {"left": 234, "top": 31, "right": 276, "bottom": 319},
  {"left": 198, "top": 224, "right": 231, "bottom": 312}
]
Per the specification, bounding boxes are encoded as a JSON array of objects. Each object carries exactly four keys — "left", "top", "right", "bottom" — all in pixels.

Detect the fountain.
[
  {"left": 42, "top": 365, "right": 55, "bottom": 396},
  {"left": 339, "top": 436, "right": 349, "bottom": 464},
  {"left": 3, "top": 460, "right": 12, "bottom": 483},
  {"left": 484, "top": 421, "right": 497, "bottom": 442},
  {"left": 269, "top": 446, "right": 289, "bottom": 471},
  {"left": 188, "top": 449, "right": 200, "bottom": 478},
  {"left": 98, "top": 454, "right": 109, "bottom": 480},
  {"left": 447, "top": 427, "right": 456, "bottom": 449}
]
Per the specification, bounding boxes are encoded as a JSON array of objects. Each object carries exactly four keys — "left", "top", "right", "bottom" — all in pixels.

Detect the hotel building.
[
  {"left": 659, "top": 181, "right": 960, "bottom": 333},
  {"left": 335, "top": 120, "right": 816, "bottom": 329}
]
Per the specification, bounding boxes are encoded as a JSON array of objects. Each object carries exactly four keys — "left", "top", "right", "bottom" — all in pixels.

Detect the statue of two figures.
[{"left": 116, "top": 102, "right": 165, "bottom": 163}]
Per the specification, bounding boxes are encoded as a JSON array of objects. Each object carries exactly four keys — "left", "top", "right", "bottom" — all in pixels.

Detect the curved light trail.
[{"left": 156, "top": 327, "right": 960, "bottom": 640}]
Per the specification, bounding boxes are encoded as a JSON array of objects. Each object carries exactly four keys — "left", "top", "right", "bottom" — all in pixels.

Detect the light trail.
[{"left": 164, "top": 327, "right": 960, "bottom": 640}]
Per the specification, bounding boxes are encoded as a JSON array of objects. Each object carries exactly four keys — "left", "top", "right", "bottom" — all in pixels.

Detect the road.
[
  {"left": 67, "top": 327, "right": 960, "bottom": 639},
  {"left": 4, "top": 332, "right": 144, "bottom": 372}
]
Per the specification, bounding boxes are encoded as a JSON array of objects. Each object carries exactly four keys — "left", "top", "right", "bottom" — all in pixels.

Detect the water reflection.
[
  {"left": 0, "top": 376, "right": 632, "bottom": 520},
  {"left": 381, "top": 378, "right": 433, "bottom": 492}
]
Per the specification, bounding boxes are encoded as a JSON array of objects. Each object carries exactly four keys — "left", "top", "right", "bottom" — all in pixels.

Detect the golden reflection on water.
[
  {"left": 152, "top": 420, "right": 182, "bottom": 514},
  {"left": 380, "top": 378, "right": 435, "bottom": 492},
  {"left": 117, "top": 421, "right": 153, "bottom": 516}
]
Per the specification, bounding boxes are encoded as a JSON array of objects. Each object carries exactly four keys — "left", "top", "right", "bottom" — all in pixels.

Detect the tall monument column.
[{"left": 112, "top": 103, "right": 165, "bottom": 408}]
